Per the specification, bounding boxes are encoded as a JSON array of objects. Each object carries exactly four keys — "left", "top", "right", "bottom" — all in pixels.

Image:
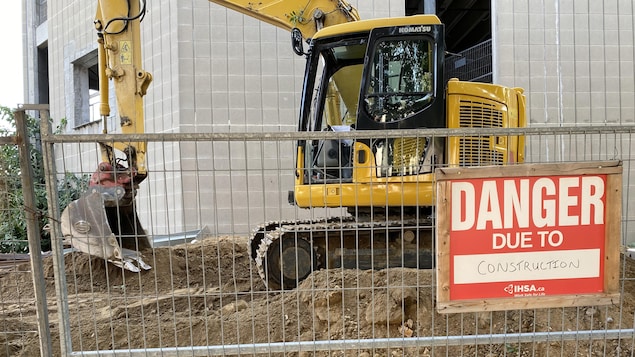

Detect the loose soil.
[{"left": 1, "top": 236, "right": 634, "bottom": 357}]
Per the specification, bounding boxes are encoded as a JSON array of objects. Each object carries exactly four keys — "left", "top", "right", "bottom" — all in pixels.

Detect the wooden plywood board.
[{"left": 435, "top": 161, "right": 622, "bottom": 313}]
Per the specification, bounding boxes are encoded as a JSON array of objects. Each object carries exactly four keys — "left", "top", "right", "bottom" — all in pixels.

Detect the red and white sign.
[
  {"left": 435, "top": 162, "right": 621, "bottom": 313},
  {"left": 449, "top": 175, "right": 606, "bottom": 300}
]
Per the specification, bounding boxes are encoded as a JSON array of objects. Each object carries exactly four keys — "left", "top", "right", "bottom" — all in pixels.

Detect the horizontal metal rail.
[
  {"left": 40, "top": 125, "right": 635, "bottom": 143},
  {"left": 70, "top": 329, "right": 635, "bottom": 356}
]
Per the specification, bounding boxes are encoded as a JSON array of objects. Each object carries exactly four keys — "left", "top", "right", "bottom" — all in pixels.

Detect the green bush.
[{"left": 0, "top": 106, "right": 88, "bottom": 253}]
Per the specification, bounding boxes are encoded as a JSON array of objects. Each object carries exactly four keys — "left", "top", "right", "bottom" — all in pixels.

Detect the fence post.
[
  {"left": 33, "top": 104, "right": 74, "bottom": 356},
  {"left": 13, "top": 105, "right": 53, "bottom": 357}
]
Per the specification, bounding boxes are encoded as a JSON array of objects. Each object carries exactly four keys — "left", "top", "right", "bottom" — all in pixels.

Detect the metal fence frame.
[
  {"left": 8, "top": 121, "right": 634, "bottom": 356},
  {"left": 0, "top": 105, "right": 53, "bottom": 356},
  {"left": 445, "top": 39, "right": 493, "bottom": 83}
]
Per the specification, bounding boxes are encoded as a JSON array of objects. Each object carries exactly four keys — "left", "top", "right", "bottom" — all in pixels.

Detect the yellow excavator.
[{"left": 61, "top": 0, "right": 526, "bottom": 287}]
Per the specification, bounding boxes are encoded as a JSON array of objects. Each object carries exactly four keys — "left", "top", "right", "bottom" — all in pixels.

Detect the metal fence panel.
[
  {"left": 445, "top": 40, "right": 493, "bottom": 83},
  {"left": 2, "top": 125, "right": 635, "bottom": 356},
  {"left": 0, "top": 106, "right": 52, "bottom": 357},
  {"left": 0, "top": 204, "right": 39, "bottom": 357}
]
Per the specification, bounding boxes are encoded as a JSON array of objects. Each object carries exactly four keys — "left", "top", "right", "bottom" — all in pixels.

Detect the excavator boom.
[{"left": 209, "top": 0, "right": 359, "bottom": 39}]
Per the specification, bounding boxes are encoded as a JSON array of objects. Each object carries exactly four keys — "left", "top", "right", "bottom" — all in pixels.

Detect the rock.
[
  {"left": 478, "top": 312, "right": 491, "bottom": 328},
  {"left": 221, "top": 299, "right": 249, "bottom": 315},
  {"left": 398, "top": 319, "right": 414, "bottom": 337},
  {"left": 365, "top": 287, "right": 417, "bottom": 325},
  {"left": 301, "top": 289, "right": 344, "bottom": 322}
]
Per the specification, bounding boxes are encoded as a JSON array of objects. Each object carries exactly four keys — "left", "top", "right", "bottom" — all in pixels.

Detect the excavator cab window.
[
  {"left": 356, "top": 25, "right": 444, "bottom": 130},
  {"left": 299, "top": 27, "right": 444, "bottom": 183},
  {"left": 363, "top": 38, "right": 433, "bottom": 123},
  {"left": 365, "top": 36, "right": 440, "bottom": 178}
]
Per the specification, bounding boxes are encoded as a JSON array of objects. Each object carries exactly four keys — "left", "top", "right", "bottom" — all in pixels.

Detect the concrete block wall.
[
  {"left": 493, "top": 0, "right": 635, "bottom": 245},
  {"left": 138, "top": 0, "right": 184, "bottom": 235},
  {"left": 47, "top": 0, "right": 99, "bottom": 175},
  {"left": 494, "top": 0, "right": 635, "bottom": 127}
]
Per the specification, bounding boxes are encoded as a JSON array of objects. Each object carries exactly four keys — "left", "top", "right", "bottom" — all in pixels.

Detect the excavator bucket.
[{"left": 60, "top": 187, "right": 152, "bottom": 272}]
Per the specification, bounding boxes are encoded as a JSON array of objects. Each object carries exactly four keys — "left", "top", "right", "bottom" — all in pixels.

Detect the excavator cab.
[
  {"left": 296, "top": 16, "right": 446, "bottom": 192},
  {"left": 251, "top": 17, "right": 448, "bottom": 289}
]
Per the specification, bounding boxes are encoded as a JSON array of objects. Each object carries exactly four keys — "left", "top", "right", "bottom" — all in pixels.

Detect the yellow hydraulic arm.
[
  {"left": 95, "top": 0, "right": 152, "bottom": 179},
  {"left": 209, "top": 0, "right": 360, "bottom": 40}
]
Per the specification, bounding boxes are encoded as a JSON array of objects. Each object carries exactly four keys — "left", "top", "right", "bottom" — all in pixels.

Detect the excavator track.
[{"left": 250, "top": 215, "right": 435, "bottom": 290}]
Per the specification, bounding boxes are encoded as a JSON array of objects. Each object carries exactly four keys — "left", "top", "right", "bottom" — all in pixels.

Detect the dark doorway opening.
[
  {"left": 406, "top": 1, "right": 492, "bottom": 82},
  {"left": 37, "top": 47, "right": 49, "bottom": 104},
  {"left": 405, "top": 0, "right": 491, "bottom": 53}
]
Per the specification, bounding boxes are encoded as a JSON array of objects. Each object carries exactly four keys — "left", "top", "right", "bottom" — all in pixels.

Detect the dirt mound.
[
  {"left": 55, "top": 235, "right": 264, "bottom": 295},
  {"left": 1, "top": 236, "right": 634, "bottom": 356}
]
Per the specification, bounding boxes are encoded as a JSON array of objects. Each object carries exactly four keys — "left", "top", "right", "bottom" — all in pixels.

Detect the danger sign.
[{"left": 435, "top": 161, "right": 622, "bottom": 313}]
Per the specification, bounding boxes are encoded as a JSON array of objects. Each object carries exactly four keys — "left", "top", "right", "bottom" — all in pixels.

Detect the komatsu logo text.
[{"left": 399, "top": 25, "right": 431, "bottom": 34}]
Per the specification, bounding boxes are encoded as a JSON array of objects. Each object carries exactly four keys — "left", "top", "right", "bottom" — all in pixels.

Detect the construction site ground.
[{"left": 1, "top": 235, "right": 634, "bottom": 357}]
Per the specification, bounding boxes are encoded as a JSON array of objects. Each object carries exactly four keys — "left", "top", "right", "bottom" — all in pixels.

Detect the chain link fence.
[
  {"left": 1, "top": 119, "right": 635, "bottom": 356},
  {"left": 13, "top": 0, "right": 635, "bottom": 355},
  {"left": 445, "top": 40, "right": 493, "bottom": 83}
]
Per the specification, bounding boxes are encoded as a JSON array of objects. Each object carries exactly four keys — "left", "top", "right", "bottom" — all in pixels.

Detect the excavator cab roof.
[{"left": 312, "top": 14, "right": 442, "bottom": 40}]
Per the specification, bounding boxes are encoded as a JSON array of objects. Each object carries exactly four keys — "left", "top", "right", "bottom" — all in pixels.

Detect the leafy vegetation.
[
  {"left": 286, "top": 9, "right": 306, "bottom": 26},
  {"left": 0, "top": 106, "right": 88, "bottom": 253}
]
